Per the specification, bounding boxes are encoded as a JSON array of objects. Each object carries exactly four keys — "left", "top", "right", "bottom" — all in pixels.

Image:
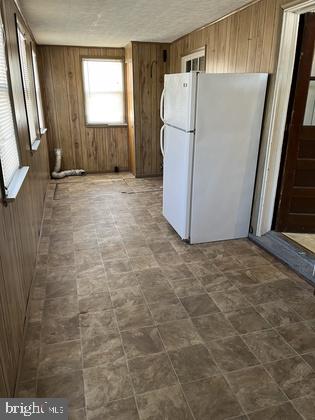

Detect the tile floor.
[{"left": 17, "top": 174, "right": 315, "bottom": 420}]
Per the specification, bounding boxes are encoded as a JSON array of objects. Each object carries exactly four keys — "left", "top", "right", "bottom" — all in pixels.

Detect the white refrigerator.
[{"left": 160, "top": 72, "right": 268, "bottom": 244}]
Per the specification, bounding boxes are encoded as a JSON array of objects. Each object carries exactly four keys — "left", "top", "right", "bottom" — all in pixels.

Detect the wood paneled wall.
[
  {"left": 126, "top": 42, "right": 170, "bottom": 177},
  {"left": 37, "top": 45, "right": 129, "bottom": 173},
  {"left": 170, "top": 0, "right": 284, "bottom": 74},
  {"left": 0, "top": 0, "right": 49, "bottom": 396}
]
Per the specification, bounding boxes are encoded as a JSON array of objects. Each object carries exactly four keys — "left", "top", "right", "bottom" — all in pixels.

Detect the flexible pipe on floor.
[{"left": 51, "top": 148, "right": 86, "bottom": 179}]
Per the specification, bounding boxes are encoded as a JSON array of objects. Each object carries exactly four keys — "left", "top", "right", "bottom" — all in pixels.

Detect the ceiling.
[{"left": 19, "top": 0, "right": 254, "bottom": 47}]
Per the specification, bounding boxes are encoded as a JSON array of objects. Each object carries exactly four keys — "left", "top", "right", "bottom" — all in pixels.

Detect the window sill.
[
  {"left": 5, "top": 166, "right": 29, "bottom": 202},
  {"left": 40, "top": 128, "right": 47, "bottom": 135},
  {"left": 32, "top": 139, "right": 41, "bottom": 151},
  {"left": 85, "top": 123, "right": 128, "bottom": 128}
]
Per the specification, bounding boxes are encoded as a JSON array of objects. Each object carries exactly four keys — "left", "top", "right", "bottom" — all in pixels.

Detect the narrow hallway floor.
[{"left": 18, "top": 174, "right": 315, "bottom": 420}]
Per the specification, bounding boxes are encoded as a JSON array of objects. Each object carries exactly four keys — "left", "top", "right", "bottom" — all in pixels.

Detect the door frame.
[{"left": 252, "top": 0, "right": 315, "bottom": 236}]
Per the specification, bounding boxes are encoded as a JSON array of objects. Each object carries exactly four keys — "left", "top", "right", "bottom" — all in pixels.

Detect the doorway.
[
  {"left": 273, "top": 12, "right": 315, "bottom": 254},
  {"left": 252, "top": 0, "right": 315, "bottom": 238}
]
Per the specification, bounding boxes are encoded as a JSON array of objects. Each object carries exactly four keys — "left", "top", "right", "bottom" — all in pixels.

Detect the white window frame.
[
  {"left": 16, "top": 20, "right": 39, "bottom": 150},
  {"left": 0, "top": 13, "right": 28, "bottom": 203},
  {"left": 31, "top": 45, "right": 46, "bottom": 135},
  {"left": 81, "top": 57, "right": 126, "bottom": 126},
  {"left": 181, "top": 47, "right": 206, "bottom": 73}
]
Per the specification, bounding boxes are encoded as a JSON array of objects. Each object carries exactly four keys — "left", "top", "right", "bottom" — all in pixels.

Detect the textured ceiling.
[{"left": 19, "top": 0, "right": 254, "bottom": 47}]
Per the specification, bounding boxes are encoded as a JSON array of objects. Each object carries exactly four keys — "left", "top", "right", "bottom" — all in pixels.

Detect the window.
[
  {"left": 181, "top": 48, "right": 206, "bottom": 73},
  {"left": 17, "top": 23, "right": 38, "bottom": 145},
  {"left": 31, "top": 47, "right": 45, "bottom": 132},
  {"left": 82, "top": 58, "right": 125, "bottom": 125},
  {"left": 0, "top": 15, "right": 20, "bottom": 190},
  {"left": 303, "top": 47, "right": 315, "bottom": 125}
]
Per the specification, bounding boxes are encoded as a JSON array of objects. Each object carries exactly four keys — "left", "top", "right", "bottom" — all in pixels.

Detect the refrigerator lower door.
[{"left": 163, "top": 125, "right": 194, "bottom": 240}]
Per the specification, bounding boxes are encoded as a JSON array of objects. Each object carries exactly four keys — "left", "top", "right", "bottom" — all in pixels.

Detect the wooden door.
[{"left": 275, "top": 13, "right": 315, "bottom": 232}]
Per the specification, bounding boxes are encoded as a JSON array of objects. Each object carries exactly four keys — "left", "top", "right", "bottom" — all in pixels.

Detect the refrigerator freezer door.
[
  {"left": 190, "top": 73, "right": 268, "bottom": 244},
  {"left": 163, "top": 125, "right": 194, "bottom": 240},
  {"left": 164, "top": 73, "right": 197, "bottom": 132}
]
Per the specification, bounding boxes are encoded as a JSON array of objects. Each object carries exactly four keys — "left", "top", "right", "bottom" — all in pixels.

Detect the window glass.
[
  {"left": 304, "top": 80, "right": 315, "bottom": 125},
  {"left": 82, "top": 58, "right": 125, "bottom": 125},
  {"left": 17, "top": 24, "right": 37, "bottom": 143},
  {"left": 186, "top": 60, "right": 192, "bottom": 72},
  {"left": 31, "top": 48, "right": 45, "bottom": 131},
  {"left": 311, "top": 49, "right": 315, "bottom": 77},
  {"left": 0, "top": 17, "right": 20, "bottom": 188},
  {"left": 192, "top": 58, "right": 198, "bottom": 71},
  {"left": 303, "top": 46, "right": 315, "bottom": 126},
  {"left": 199, "top": 56, "right": 205, "bottom": 72}
]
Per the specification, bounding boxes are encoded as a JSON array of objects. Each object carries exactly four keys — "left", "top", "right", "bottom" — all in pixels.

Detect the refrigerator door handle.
[
  {"left": 160, "top": 125, "right": 166, "bottom": 157},
  {"left": 160, "top": 88, "right": 165, "bottom": 122}
]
